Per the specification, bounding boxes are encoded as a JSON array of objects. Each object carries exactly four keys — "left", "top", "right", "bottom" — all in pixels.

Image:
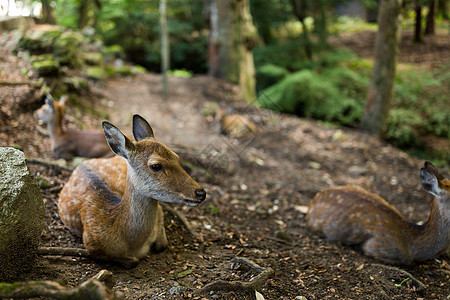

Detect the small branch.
[
  {"left": 161, "top": 203, "right": 202, "bottom": 242},
  {"left": 0, "top": 278, "right": 120, "bottom": 299},
  {"left": 38, "top": 247, "right": 89, "bottom": 257},
  {"left": 372, "top": 263, "right": 426, "bottom": 291},
  {"left": 197, "top": 257, "right": 274, "bottom": 295},
  {"left": 27, "top": 157, "right": 74, "bottom": 173},
  {"left": 0, "top": 80, "right": 43, "bottom": 86}
]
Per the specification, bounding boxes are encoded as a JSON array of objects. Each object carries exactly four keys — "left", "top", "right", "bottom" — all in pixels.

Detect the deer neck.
[
  {"left": 411, "top": 197, "right": 450, "bottom": 261},
  {"left": 114, "top": 167, "right": 160, "bottom": 244},
  {"left": 48, "top": 111, "right": 65, "bottom": 143}
]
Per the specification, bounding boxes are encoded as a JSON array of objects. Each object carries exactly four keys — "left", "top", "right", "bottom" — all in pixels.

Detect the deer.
[
  {"left": 58, "top": 114, "right": 207, "bottom": 268},
  {"left": 215, "top": 107, "right": 257, "bottom": 138},
  {"left": 307, "top": 162, "right": 449, "bottom": 265},
  {"left": 34, "top": 95, "right": 113, "bottom": 159}
]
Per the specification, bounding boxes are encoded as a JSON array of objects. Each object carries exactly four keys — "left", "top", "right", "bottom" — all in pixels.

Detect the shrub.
[
  {"left": 258, "top": 69, "right": 363, "bottom": 125},
  {"left": 255, "top": 64, "right": 289, "bottom": 92},
  {"left": 385, "top": 109, "right": 422, "bottom": 147}
]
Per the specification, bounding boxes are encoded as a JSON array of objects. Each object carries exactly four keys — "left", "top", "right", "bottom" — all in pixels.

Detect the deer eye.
[{"left": 150, "top": 164, "right": 163, "bottom": 172}]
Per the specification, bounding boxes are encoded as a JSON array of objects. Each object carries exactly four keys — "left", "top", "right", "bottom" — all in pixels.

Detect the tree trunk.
[
  {"left": 362, "top": 0, "right": 402, "bottom": 139},
  {"left": 78, "top": 0, "right": 89, "bottom": 29},
  {"left": 41, "top": 0, "right": 56, "bottom": 24},
  {"left": 208, "top": 0, "right": 257, "bottom": 101},
  {"left": 290, "top": 0, "right": 312, "bottom": 59},
  {"left": 425, "top": 0, "right": 437, "bottom": 35},
  {"left": 414, "top": 1, "right": 423, "bottom": 42},
  {"left": 160, "top": 0, "right": 169, "bottom": 93}
]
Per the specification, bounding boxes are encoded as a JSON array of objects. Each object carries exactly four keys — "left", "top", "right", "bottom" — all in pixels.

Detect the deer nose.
[{"left": 195, "top": 189, "right": 206, "bottom": 201}]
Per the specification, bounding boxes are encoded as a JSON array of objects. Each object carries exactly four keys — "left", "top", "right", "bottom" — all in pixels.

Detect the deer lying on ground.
[
  {"left": 58, "top": 114, "right": 206, "bottom": 268},
  {"left": 34, "top": 95, "right": 113, "bottom": 159},
  {"left": 307, "top": 162, "right": 449, "bottom": 264}
]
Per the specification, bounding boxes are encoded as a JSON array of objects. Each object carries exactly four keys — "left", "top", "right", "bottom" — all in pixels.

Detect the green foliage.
[
  {"left": 255, "top": 64, "right": 289, "bottom": 92},
  {"left": 259, "top": 69, "right": 363, "bottom": 125},
  {"left": 385, "top": 109, "right": 422, "bottom": 147}
]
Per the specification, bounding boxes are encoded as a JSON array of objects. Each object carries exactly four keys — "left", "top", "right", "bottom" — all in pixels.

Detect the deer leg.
[{"left": 151, "top": 204, "right": 168, "bottom": 252}]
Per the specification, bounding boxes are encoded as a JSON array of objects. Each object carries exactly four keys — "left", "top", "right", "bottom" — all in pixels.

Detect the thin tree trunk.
[
  {"left": 414, "top": 1, "right": 423, "bottom": 42},
  {"left": 160, "top": 0, "right": 169, "bottom": 94},
  {"left": 362, "top": 0, "right": 403, "bottom": 139},
  {"left": 425, "top": 0, "right": 437, "bottom": 35},
  {"left": 208, "top": 0, "right": 257, "bottom": 101},
  {"left": 41, "top": 0, "right": 56, "bottom": 24}
]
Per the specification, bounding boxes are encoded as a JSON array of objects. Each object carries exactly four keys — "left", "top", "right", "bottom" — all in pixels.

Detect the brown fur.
[
  {"left": 58, "top": 115, "right": 206, "bottom": 268},
  {"left": 34, "top": 96, "right": 113, "bottom": 159},
  {"left": 307, "top": 162, "right": 449, "bottom": 265}
]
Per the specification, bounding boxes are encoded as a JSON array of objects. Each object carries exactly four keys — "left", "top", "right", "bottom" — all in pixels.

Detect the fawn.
[
  {"left": 307, "top": 162, "right": 449, "bottom": 264},
  {"left": 34, "top": 95, "right": 113, "bottom": 159},
  {"left": 58, "top": 114, "right": 206, "bottom": 267}
]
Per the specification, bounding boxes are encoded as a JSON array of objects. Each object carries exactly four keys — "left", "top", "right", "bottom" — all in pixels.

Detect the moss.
[
  {"left": 82, "top": 52, "right": 104, "bottom": 66},
  {"left": 84, "top": 66, "right": 106, "bottom": 80},
  {"left": 31, "top": 57, "right": 60, "bottom": 77}
]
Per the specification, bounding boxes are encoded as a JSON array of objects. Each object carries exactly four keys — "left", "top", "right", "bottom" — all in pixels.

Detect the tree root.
[
  {"left": 38, "top": 247, "right": 89, "bottom": 257},
  {"left": 197, "top": 257, "right": 274, "bottom": 296},
  {"left": 0, "top": 270, "right": 120, "bottom": 299},
  {"left": 372, "top": 263, "right": 426, "bottom": 291}
]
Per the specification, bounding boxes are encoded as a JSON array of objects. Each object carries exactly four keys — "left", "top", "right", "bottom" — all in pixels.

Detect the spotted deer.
[
  {"left": 58, "top": 115, "right": 207, "bottom": 267},
  {"left": 307, "top": 162, "right": 449, "bottom": 264},
  {"left": 34, "top": 95, "right": 112, "bottom": 159}
]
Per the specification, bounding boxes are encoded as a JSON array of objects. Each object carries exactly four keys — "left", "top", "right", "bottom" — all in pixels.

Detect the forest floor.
[{"left": 1, "top": 30, "right": 449, "bottom": 299}]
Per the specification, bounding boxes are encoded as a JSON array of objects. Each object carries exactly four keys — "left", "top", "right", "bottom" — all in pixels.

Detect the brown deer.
[
  {"left": 58, "top": 114, "right": 206, "bottom": 267},
  {"left": 307, "top": 162, "right": 449, "bottom": 264},
  {"left": 34, "top": 95, "right": 113, "bottom": 159}
]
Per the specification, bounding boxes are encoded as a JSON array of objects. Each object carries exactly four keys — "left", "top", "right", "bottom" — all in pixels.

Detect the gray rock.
[{"left": 0, "top": 147, "right": 44, "bottom": 280}]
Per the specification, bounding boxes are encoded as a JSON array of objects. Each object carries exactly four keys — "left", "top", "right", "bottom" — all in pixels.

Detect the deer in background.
[
  {"left": 34, "top": 95, "right": 113, "bottom": 159},
  {"left": 307, "top": 162, "right": 449, "bottom": 264},
  {"left": 58, "top": 114, "right": 206, "bottom": 268}
]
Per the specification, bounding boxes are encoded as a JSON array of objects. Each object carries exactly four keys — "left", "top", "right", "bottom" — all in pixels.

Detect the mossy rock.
[
  {"left": 31, "top": 55, "right": 60, "bottom": 76},
  {"left": 116, "top": 65, "right": 147, "bottom": 76},
  {"left": 63, "top": 76, "right": 89, "bottom": 91},
  {"left": 17, "top": 27, "right": 62, "bottom": 52},
  {"left": 82, "top": 52, "right": 104, "bottom": 66},
  {"left": 103, "top": 44, "right": 125, "bottom": 60},
  {"left": 0, "top": 147, "right": 44, "bottom": 281},
  {"left": 84, "top": 66, "right": 106, "bottom": 80},
  {"left": 52, "top": 31, "right": 85, "bottom": 69}
]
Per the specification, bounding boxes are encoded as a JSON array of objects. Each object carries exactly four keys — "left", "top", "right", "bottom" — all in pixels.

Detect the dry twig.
[
  {"left": 0, "top": 270, "right": 120, "bottom": 299},
  {"left": 372, "top": 263, "right": 426, "bottom": 291},
  {"left": 197, "top": 257, "right": 274, "bottom": 296}
]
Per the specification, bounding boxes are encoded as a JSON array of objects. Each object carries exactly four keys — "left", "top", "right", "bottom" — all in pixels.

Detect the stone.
[{"left": 0, "top": 147, "right": 44, "bottom": 281}]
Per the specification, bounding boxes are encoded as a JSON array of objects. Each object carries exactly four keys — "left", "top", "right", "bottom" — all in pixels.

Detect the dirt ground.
[{"left": 1, "top": 30, "right": 449, "bottom": 299}]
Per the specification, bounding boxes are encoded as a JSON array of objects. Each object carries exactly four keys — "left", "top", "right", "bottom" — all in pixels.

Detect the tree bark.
[
  {"left": 425, "top": 0, "right": 437, "bottom": 35},
  {"left": 208, "top": 0, "right": 257, "bottom": 101},
  {"left": 160, "top": 0, "right": 169, "bottom": 93},
  {"left": 414, "top": 1, "right": 423, "bottom": 42},
  {"left": 41, "top": 0, "right": 56, "bottom": 24},
  {"left": 362, "top": 0, "right": 403, "bottom": 139}
]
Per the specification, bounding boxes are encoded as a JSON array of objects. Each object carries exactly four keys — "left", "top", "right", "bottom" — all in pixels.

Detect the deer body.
[
  {"left": 307, "top": 162, "right": 449, "bottom": 264},
  {"left": 34, "top": 96, "right": 112, "bottom": 159},
  {"left": 58, "top": 115, "right": 206, "bottom": 267}
]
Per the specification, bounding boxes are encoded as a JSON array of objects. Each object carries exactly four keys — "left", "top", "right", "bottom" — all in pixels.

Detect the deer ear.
[
  {"left": 45, "top": 98, "right": 54, "bottom": 110},
  {"left": 132, "top": 114, "right": 154, "bottom": 141},
  {"left": 59, "top": 95, "right": 69, "bottom": 106},
  {"left": 420, "top": 167, "right": 440, "bottom": 198},
  {"left": 102, "top": 121, "right": 135, "bottom": 159}
]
